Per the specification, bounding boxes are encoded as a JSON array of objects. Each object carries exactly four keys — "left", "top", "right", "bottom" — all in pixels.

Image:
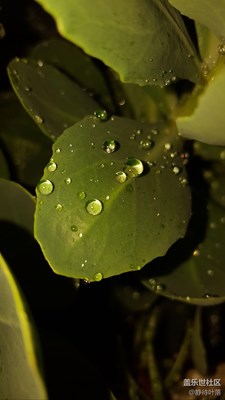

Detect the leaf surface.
[
  {"left": 0, "top": 254, "right": 48, "bottom": 400},
  {"left": 8, "top": 58, "right": 99, "bottom": 140},
  {"left": 35, "top": 0, "right": 203, "bottom": 87},
  {"left": 34, "top": 115, "right": 191, "bottom": 280}
]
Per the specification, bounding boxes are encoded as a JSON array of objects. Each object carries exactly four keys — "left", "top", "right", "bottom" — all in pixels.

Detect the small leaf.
[
  {"left": 35, "top": 0, "right": 203, "bottom": 87},
  {"left": 177, "top": 65, "right": 225, "bottom": 145},
  {"left": 0, "top": 92, "right": 52, "bottom": 187},
  {"left": 169, "top": 0, "right": 225, "bottom": 40},
  {"left": 0, "top": 254, "right": 48, "bottom": 400},
  {"left": 0, "top": 178, "right": 35, "bottom": 235},
  {"left": 8, "top": 58, "right": 100, "bottom": 140},
  {"left": 34, "top": 115, "right": 191, "bottom": 280},
  {"left": 142, "top": 200, "right": 225, "bottom": 305},
  {"left": 31, "top": 38, "right": 115, "bottom": 112}
]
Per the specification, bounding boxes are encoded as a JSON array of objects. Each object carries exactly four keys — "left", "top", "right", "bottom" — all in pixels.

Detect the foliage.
[{"left": 1, "top": 0, "right": 225, "bottom": 398}]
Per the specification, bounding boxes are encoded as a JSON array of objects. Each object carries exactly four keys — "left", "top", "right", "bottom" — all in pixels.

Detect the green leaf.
[
  {"left": 142, "top": 200, "right": 225, "bottom": 305},
  {"left": 34, "top": 115, "right": 191, "bottom": 280},
  {"left": 0, "top": 149, "right": 10, "bottom": 179},
  {"left": 8, "top": 58, "right": 100, "bottom": 140},
  {"left": 0, "top": 178, "right": 35, "bottom": 235},
  {"left": 169, "top": 0, "right": 225, "bottom": 40},
  {"left": 31, "top": 38, "right": 115, "bottom": 112},
  {"left": 35, "top": 0, "right": 203, "bottom": 87},
  {"left": 177, "top": 65, "right": 225, "bottom": 145},
  {"left": 0, "top": 253, "right": 48, "bottom": 400},
  {"left": 0, "top": 92, "right": 52, "bottom": 187},
  {"left": 194, "top": 141, "right": 225, "bottom": 164},
  {"left": 195, "top": 22, "right": 220, "bottom": 67}
]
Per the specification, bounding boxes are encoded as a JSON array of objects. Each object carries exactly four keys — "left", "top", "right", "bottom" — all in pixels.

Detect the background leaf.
[
  {"left": 35, "top": 0, "right": 203, "bottom": 87},
  {"left": 0, "top": 149, "right": 10, "bottom": 179},
  {"left": 8, "top": 58, "right": 100, "bottom": 140},
  {"left": 142, "top": 200, "right": 225, "bottom": 305},
  {"left": 169, "top": 0, "right": 225, "bottom": 40},
  {"left": 31, "top": 38, "right": 115, "bottom": 113},
  {"left": 0, "top": 92, "right": 52, "bottom": 187},
  {"left": 0, "top": 178, "right": 35, "bottom": 235},
  {"left": 0, "top": 254, "right": 48, "bottom": 400},
  {"left": 34, "top": 115, "right": 191, "bottom": 280},
  {"left": 177, "top": 65, "right": 225, "bottom": 145}
]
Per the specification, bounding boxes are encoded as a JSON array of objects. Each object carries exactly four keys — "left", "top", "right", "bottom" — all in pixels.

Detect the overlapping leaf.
[
  {"left": 35, "top": 0, "right": 203, "bottom": 87},
  {"left": 0, "top": 254, "right": 48, "bottom": 399},
  {"left": 34, "top": 115, "right": 191, "bottom": 280}
]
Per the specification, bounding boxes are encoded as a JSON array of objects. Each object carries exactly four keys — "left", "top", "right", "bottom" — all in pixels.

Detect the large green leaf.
[
  {"left": 31, "top": 38, "right": 115, "bottom": 112},
  {"left": 177, "top": 65, "right": 225, "bottom": 145},
  {"left": 195, "top": 22, "right": 220, "bottom": 68},
  {"left": 0, "top": 92, "right": 52, "bottom": 187},
  {"left": 0, "top": 254, "right": 48, "bottom": 399},
  {"left": 0, "top": 179, "right": 35, "bottom": 235},
  {"left": 142, "top": 200, "right": 225, "bottom": 305},
  {"left": 8, "top": 58, "right": 100, "bottom": 140},
  {"left": 34, "top": 115, "right": 191, "bottom": 280},
  {"left": 169, "top": 0, "right": 225, "bottom": 40},
  {"left": 35, "top": 0, "right": 203, "bottom": 87}
]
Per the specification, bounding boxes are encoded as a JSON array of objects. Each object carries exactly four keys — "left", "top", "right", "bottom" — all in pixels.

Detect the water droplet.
[
  {"left": 151, "top": 128, "right": 159, "bottom": 135},
  {"left": 210, "top": 222, "right": 217, "bottom": 229},
  {"left": 193, "top": 249, "right": 200, "bottom": 257},
  {"left": 47, "top": 161, "right": 57, "bottom": 172},
  {"left": 155, "top": 284, "right": 165, "bottom": 292},
  {"left": 105, "top": 195, "right": 110, "bottom": 200},
  {"left": 37, "top": 179, "right": 54, "bottom": 195},
  {"left": 186, "top": 296, "right": 191, "bottom": 302},
  {"left": 207, "top": 269, "right": 214, "bottom": 277},
  {"left": 139, "top": 139, "right": 153, "bottom": 150},
  {"left": 179, "top": 177, "right": 188, "bottom": 186},
  {"left": 71, "top": 225, "right": 78, "bottom": 232},
  {"left": 94, "top": 272, "right": 103, "bottom": 281},
  {"left": 218, "top": 43, "right": 225, "bottom": 55},
  {"left": 24, "top": 86, "right": 31, "bottom": 92},
  {"left": 102, "top": 139, "right": 117, "bottom": 154},
  {"left": 77, "top": 191, "right": 86, "bottom": 200},
  {"left": 172, "top": 166, "right": 181, "bottom": 175},
  {"left": 65, "top": 177, "right": 72, "bottom": 185},
  {"left": 34, "top": 115, "right": 44, "bottom": 124},
  {"left": 115, "top": 171, "right": 127, "bottom": 183},
  {"left": 94, "top": 110, "right": 108, "bottom": 121},
  {"left": 164, "top": 143, "right": 171, "bottom": 151},
  {"left": 55, "top": 203, "right": 63, "bottom": 212},
  {"left": 203, "top": 293, "right": 212, "bottom": 299},
  {"left": 36, "top": 59, "right": 44, "bottom": 67},
  {"left": 220, "top": 217, "right": 225, "bottom": 224},
  {"left": 124, "top": 157, "right": 144, "bottom": 177},
  {"left": 86, "top": 199, "right": 103, "bottom": 216},
  {"left": 55, "top": 148, "right": 61, "bottom": 154}
]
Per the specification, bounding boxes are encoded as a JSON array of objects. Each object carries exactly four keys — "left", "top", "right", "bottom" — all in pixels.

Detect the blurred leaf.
[
  {"left": 31, "top": 38, "right": 115, "bottom": 112},
  {"left": 177, "top": 65, "right": 225, "bottom": 145},
  {"left": 142, "top": 200, "right": 225, "bottom": 305},
  {"left": 169, "top": 0, "right": 225, "bottom": 40},
  {"left": 194, "top": 141, "right": 225, "bottom": 163},
  {"left": 0, "top": 178, "right": 35, "bottom": 235},
  {"left": 0, "top": 253, "right": 48, "bottom": 400},
  {"left": 0, "top": 92, "right": 52, "bottom": 187},
  {"left": 8, "top": 58, "right": 100, "bottom": 140},
  {"left": 191, "top": 308, "right": 208, "bottom": 375},
  {"left": 35, "top": 0, "right": 203, "bottom": 87},
  {"left": 0, "top": 149, "right": 10, "bottom": 179},
  {"left": 34, "top": 115, "right": 191, "bottom": 280}
]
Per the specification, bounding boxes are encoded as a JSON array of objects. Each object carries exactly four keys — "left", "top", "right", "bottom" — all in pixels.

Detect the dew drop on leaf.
[
  {"left": 124, "top": 157, "right": 144, "bottom": 177},
  {"left": 94, "top": 272, "right": 103, "bottom": 281},
  {"left": 71, "top": 225, "right": 78, "bottom": 232},
  {"left": 77, "top": 191, "right": 86, "bottom": 200},
  {"left": 115, "top": 171, "right": 127, "bottom": 183},
  {"left": 55, "top": 148, "right": 61, "bottom": 154},
  {"left": 37, "top": 179, "right": 54, "bottom": 195},
  {"left": 102, "top": 139, "right": 117, "bottom": 154},
  {"left": 47, "top": 161, "right": 57, "bottom": 172},
  {"left": 155, "top": 283, "right": 165, "bottom": 292},
  {"left": 86, "top": 199, "right": 103, "bottom": 216},
  {"left": 94, "top": 110, "right": 108, "bottom": 121},
  {"left": 139, "top": 139, "right": 153, "bottom": 150},
  {"left": 34, "top": 115, "right": 44, "bottom": 125},
  {"left": 218, "top": 43, "right": 225, "bottom": 55},
  {"left": 207, "top": 269, "right": 214, "bottom": 277},
  {"left": 65, "top": 177, "right": 72, "bottom": 185},
  {"left": 172, "top": 166, "right": 181, "bottom": 175},
  {"left": 55, "top": 203, "right": 63, "bottom": 212},
  {"left": 193, "top": 249, "right": 200, "bottom": 257}
]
